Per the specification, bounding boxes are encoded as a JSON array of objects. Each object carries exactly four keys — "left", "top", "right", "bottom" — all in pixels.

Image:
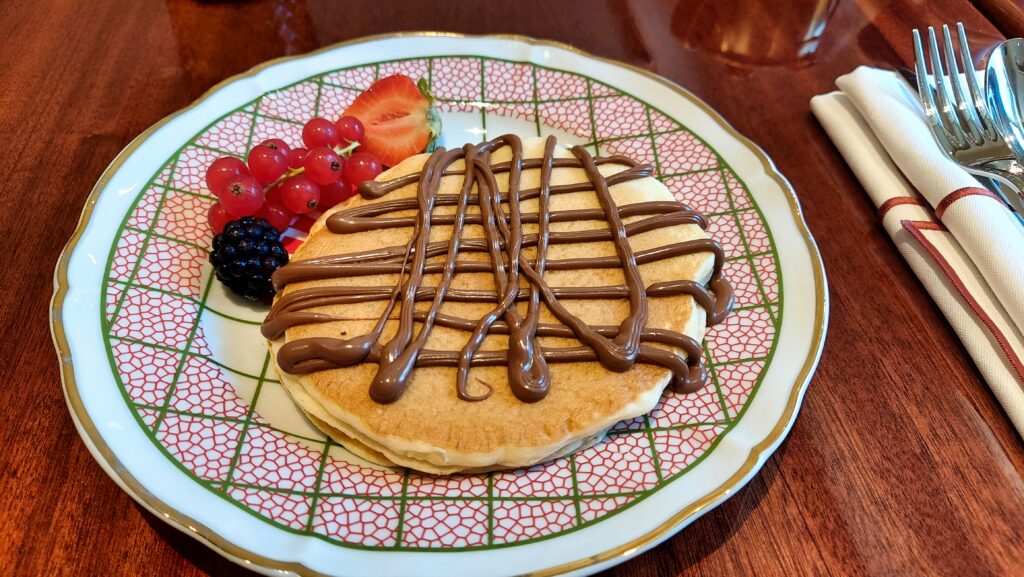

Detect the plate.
[{"left": 52, "top": 33, "right": 827, "bottom": 577}]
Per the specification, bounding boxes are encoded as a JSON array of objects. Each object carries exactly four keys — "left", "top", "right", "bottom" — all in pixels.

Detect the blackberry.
[{"left": 209, "top": 217, "right": 288, "bottom": 303}]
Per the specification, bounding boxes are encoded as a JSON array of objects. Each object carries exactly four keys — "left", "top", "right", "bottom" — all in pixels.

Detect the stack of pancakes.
[{"left": 265, "top": 136, "right": 719, "bottom": 474}]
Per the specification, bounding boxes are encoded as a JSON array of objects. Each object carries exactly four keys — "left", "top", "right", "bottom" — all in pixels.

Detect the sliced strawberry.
[{"left": 343, "top": 75, "right": 441, "bottom": 167}]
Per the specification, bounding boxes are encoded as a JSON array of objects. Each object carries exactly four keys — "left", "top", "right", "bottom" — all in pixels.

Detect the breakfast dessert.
[{"left": 259, "top": 134, "right": 734, "bottom": 474}]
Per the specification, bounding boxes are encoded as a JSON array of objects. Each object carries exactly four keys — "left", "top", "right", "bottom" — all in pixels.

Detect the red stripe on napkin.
[
  {"left": 878, "top": 197, "right": 927, "bottom": 219},
  {"left": 901, "top": 219, "right": 1024, "bottom": 383},
  {"left": 935, "top": 187, "right": 1001, "bottom": 220}
]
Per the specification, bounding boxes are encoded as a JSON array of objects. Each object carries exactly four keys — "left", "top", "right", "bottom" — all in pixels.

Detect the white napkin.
[{"left": 811, "top": 67, "right": 1024, "bottom": 435}]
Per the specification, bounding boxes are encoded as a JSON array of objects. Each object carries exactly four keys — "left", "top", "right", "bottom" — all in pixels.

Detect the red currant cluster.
[{"left": 206, "top": 116, "right": 383, "bottom": 234}]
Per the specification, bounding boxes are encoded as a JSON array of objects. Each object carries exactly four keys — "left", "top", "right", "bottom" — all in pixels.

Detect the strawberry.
[{"left": 343, "top": 75, "right": 441, "bottom": 167}]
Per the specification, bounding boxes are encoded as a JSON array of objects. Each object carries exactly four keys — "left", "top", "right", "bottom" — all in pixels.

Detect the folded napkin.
[{"left": 811, "top": 66, "right": 1024, "bottom": 435}]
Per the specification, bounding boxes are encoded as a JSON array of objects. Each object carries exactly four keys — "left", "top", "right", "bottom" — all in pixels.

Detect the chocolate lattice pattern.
[{"left": 265, "top": 134, "right": 734, "bottom": 403}]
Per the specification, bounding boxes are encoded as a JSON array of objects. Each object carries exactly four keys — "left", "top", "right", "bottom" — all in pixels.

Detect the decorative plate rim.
[{"left": 51, "top": 31, "right": 828, "bottom": 577}]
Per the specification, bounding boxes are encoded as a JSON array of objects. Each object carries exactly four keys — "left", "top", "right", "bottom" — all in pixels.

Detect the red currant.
[
  {"left": 302, "top": 117, "right": 340, "bottom": 149},
  {"left": 219, "top": 174, "right": 264, "bottom": 217},
  {"left": 344, "top": 151, "right": 382, "bottom": 186},
  {"left": 319, "top": 178, "right": 356, "bottom": 208},
  {"left": 247, "top": 146, "right": 288, "bottom": 184},
  {"left": 208, "top": 201, "right": 231, "bottom": 234},
  {"left": 255, "top": 198, "right": 295, "bottom": 232},
  {"left": 286, "top": 147, "right": 309, "bottom": 169},
  {"left": 304, "top": 147, "right": 344, "bottom": 185},
  {"left": 206, "top": 157, "right": 249, "bottom": 196},
  {"left": 335, "top": 116, "right": 365, "bottom": 145},
  {"left": 259, "top": 138, "right": 291, "bottom": 157},
  {"left": 280, "top": 174, "right": 321, "bottom": 214}
]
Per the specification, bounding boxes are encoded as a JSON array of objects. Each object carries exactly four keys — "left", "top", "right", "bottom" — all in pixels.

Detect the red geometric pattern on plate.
[
  {"left": 484, "top": 60, "right": 535, "bottom": 101},
  {"left": 536, "top": 68, "right": 589, "bottom": 100},
  {"left": 649, "top": 109, "right": 681, "bottom": 132},
  {"left": 725, "top": 169, "right": 753, "bottom": 209},
  {"left": 155, "top": 163, "right": 174, "bottom": 186},
  {"left": 323, "top": 66, "right": 376, "bottom": 90},
  {"left": 537, "top": 100, "right": 592, "bottom": 140},
  {"left": 111, "top": 287, "right": 198, "bottom": 350},
  {"left": 715, "top": 360, "right": 766, "bottom": 414},
  {"left": 401, "top": 500, "right": 489, "bottom": 548},
  {"left": 312, "top": 497, "right": 400, "bottom": 546},
  {"left": 738, "top": 210, "right": 771, "bottom": 253},
  {"left": 233, "top": 425, "right": 322, "bottom": 492},
  {"left": 579, "top": 494, "right": 637, "bottom": 522},
  {"left": 490, "top": 102, "right": 536, "bottom": 122},
  {"left": 258, "top": 81, "right": 318, "bottom": 122},
  {"left": 706, "top": 307, "right": 774, "bottom": 362},
  {"left": 655, "top": 132, "right": 718, "bottom": 175},
  {"left": 171, "top": 147, "right": 221, "bottom": 194},
  {"left": 127, "top": 186, "right": 163, "bottom": 231},
  {"left": 317, "top": 85, "right": 359, "bottom": 121},
  {"left": 664, "top": 170, "right": 730, "bottom": 215},
  {"left": 589, "top": 81, "right": 621, "bottom": 97},
  {"left": 705, "top": 213, "right": 743, "bottom": 258},
  {"left": 226, "top": 486, "right": 311, "bottom": 530},
  {"left": 319, "top": 456, "right": 404, "bottom": 496},
  {"left": 431, "top": 58, "right": 482, "bottom": 101},
  {"left": 195, "top": 110, "right": 254, "bottom": 156},
  {"left": 724, "top": 259, "right": 762, "bottom": 308},
  {"left": 112, "top": 340, "right": 180, "bottom": 406},
  {"left": 648, "top": 386, "right": 726, "bottom": 428},
  {"left": 599, "top": 137, "right": 656, "bottom": 167},
  {"left": 137, "top": 407, "right": 160, "bottom": 430},
  {"left": 754, "top": 253, "right": 779, "bottom": 302},
  {"left": 575, "top": 433, "right": 658, "bottom": 494},
  {"left": 153, "top": 190, "right": 212, "bottom": 247},
  {"left": 405, "top": 473, "right": 488, "bottom": 498},
  {"left": 168, "top": 355, "right": 248, "bottom": 418},
  {"left": 593, "top": 96, "right": 648, "bottom": 140},
  {"left": 105, "top": 282, "right": 124, "bottom": 324},
  {"left": 252, "top": 116, "right": 304, "bottom": 150},
  {"left": 610, "top": 415, "right": 647, "bottom": 431},
  {"left": 157, "top": 414, "right": 243, "bottom": 481},
  {"left": 436, "top": 100, "right": 479, "bottom": 114},
  {"left": 654, "top": 425, "right": 724, "bottom": 478},
  {"left": 136, "top": 239, "right": 205, "bottom": 297},
  {"left": 110, "top": 229, "right": 146, "bottom": 282},
  {"left": 492, "top": 500, "right": 576, "bottom": 544},
  {"left": 379, "top": 59, "right": 429, "bottom": 81},
  {"left": 187, "top": 321, "right": 213, "bottom": 358},
  {"left": 492, "top": 460, "right": 574, "bottom": 497}
]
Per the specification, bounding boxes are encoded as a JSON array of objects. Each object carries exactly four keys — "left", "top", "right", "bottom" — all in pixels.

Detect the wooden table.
[{"left": 3, "top": 0, "right": 1023, "bottom": 574}]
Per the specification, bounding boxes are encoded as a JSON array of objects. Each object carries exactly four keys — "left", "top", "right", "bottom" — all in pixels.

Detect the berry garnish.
[
  {"left": 254, "top": 198, "right": 295, "bottom": 232},
  {"left": 206, "top": 156, "right": 249, "bottom": 195},
  {"left": 286, "top": 147, "right": 309, "bottom": 169},
  {"left": 304, "top": 147, "right": 345, "bottom": 185},
  {"left": 302, "top": 117, "right": 341, "bottom": 149},
  {"left": 344, "top": 151, "right": 383, "bottom": 186},
  {"left": 260, "top": 138, "right": 291, "bottom": 156},
  {"left": 208, "top": 202, "right": 231, "bottom": 234},
  {"left": 280, "top": 174, "right": 321, "bottom": 214},
  {"left": 219, "top": 174, "right": 264, "bottom": 217},
  {"left": 247, "top": 145, "right": 288, "bottom": 184},
  {"left": 342, "top": 75, "right": 441, "bottom": 166},
  {"left": 319, "top": 179, "right": 356, "bottom": 208},
  {"left": 209, "top": 217, "right": 288, "bottom": 303},
  {"left": 335, "top": 116, "right": 365, "bottom": 145}
]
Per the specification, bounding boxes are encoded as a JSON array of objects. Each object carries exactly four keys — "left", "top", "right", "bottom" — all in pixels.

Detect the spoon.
[{"left": 985, "top": 39, "right": 1024, "bottom": 165}]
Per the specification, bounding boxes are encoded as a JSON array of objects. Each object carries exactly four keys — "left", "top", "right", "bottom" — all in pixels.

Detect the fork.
[{"left": 913, "top": 23, "right": 1024, "bottom": 220}]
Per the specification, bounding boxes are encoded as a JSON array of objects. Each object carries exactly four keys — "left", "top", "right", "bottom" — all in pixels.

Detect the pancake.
[{"left": 262, "top": 135, "right": 733, "bottom": 474}]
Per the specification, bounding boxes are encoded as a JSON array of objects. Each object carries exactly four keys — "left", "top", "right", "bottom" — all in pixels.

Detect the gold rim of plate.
[{"left": 50, "top": 31, "right": 827, "bottom": 577}]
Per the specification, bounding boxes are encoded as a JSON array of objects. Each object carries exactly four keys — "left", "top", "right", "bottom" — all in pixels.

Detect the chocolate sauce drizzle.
[{"left": 262, "top": 135, "right": 733, "bottom": 404}]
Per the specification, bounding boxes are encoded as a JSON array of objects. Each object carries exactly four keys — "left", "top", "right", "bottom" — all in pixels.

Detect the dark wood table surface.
[{"left": 4, "top": 0, "right": 1024, "bottom": 574}]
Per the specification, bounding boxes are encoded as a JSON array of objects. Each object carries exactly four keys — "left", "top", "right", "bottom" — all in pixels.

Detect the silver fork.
[{"left": 913, "top": 23, "right": 1024, "bottom": 219}]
